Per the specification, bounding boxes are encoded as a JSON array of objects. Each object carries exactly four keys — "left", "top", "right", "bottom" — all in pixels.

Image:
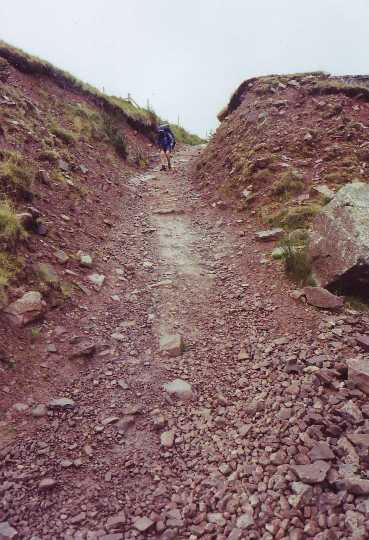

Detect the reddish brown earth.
[
  {"left": 2, "top": 145, "right": 369, "bottom": 539},
  {"left": 193, "top": 73, "right": 369, "bottom": 220}
]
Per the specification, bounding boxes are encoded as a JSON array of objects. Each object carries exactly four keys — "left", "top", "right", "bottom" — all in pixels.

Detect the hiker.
[{"left": 158, "top": 123, "right": 176, "bottom": 171}]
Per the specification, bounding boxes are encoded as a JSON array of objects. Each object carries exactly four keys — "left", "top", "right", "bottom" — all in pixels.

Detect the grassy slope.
[{"left": 0, "top": 40, "right": 203, "bottom": 145}]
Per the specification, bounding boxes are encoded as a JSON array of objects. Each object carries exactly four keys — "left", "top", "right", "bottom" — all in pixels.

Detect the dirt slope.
[
  {"left": 194, "top": 73, "right": 369, "bottom": 231},
  {"left": 0, "top": 57, "right": 155, "bottom": 417},
  {"left": 1, "top": 147, "right": 369, "bottom": 539}
]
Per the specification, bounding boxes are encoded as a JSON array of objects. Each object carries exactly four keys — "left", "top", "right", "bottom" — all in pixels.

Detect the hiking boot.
[{"left": 160, "top": 165, "right": 167, "bottom": 171}]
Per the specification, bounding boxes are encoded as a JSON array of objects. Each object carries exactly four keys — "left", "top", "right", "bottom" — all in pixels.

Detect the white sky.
[{"left": 2, "top": 0, "right": 369, "bottom": 137}]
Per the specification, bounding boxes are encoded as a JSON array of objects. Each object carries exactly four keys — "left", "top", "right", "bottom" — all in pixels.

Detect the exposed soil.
[
  {"left": 194, "top": 73, "right": 369, "bottom": 222},
  {"left": 2, "top": 146, "right": 369, "bottom": 539}
]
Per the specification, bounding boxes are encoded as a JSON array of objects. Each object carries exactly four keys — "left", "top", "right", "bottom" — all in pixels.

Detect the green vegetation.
[
  {"left": 280, "top": 233, "right": 313, "bottom": 286},
  {"left": 0, "top": 201, "right": 26, "bottom": 249},
  {"left": 0, "top": 150, "right": 35, "bottom": 199},
  {"left": 311, "top": 79, "right": 369, "bottom": 101},
  {"left": 0, "top": 251, "right": 22, "bottom": 287},
  {"left": 169, "top": 124, "right": 204, "bottom": 145},
  {"left": 103, "top": 115, "right": 128, "bottom": 159},
  {"left": 265, "top": 203, "right": 322, "bottom": 230},
  {"left": 51, "top": 124, "right": 77, "bottom": 145},
  {"left": 38, "top": 149, "right": 59, "bottom": 163},
  {"left": 272, "top": 170, "right": 305, "bottom": 198},
  {"left": 30, "top": 326, "right": 42, "bottom": 342}
]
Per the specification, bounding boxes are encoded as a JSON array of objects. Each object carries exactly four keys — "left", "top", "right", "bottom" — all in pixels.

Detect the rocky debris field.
[{"left": 2, "top": 147, "right": 369, "bottom": 539}]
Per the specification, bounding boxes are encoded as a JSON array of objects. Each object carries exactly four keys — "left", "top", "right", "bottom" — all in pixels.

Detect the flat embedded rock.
[
  {"left": 106, "top": 511, "right": 126, "bottom": 530},
  {"left": 133, "top": 516, "right": 154, "bottom": 532},
  {"left": 291, "top": 460, "right": 331, "bottom": 484},
  {"left": 159, "top": 333, "right": 184, "bottom": 357},
  {"left": 255, "top": 228, "right": 284, "bottom": 241},
  {"left": 47, "top": 397, "right": 76, "bottom": 410},
  {"left": 303, "top": 286, "right": 343, "bottom": 310},
  {"left": 163, "top": 378, "right": 193, "bottom": 400},
  {"left": 39, "top": 477, "right": 57, "bottom": 490}
]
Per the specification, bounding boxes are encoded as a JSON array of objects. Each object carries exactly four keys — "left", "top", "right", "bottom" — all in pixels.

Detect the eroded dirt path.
[{"left": 1, "top": 147, "right": 368, "bottom": 539}]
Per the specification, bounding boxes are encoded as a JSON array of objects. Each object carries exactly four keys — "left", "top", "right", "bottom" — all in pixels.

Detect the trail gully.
[{"left": 1, "top": 147, "right": 368, "bottom": 539}]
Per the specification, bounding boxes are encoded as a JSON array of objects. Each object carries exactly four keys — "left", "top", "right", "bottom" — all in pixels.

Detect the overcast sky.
[{"left": 2, "top": 1, "right": 369, "bottom": 137}]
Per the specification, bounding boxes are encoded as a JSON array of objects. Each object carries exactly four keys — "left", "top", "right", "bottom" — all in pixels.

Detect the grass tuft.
[
  {"left": 272, "top": 170, "right": 305, "bottom": 198},
  {"left": 51, "top": 124, "right": 77, "bottom": 145},
  {"left": 0, "top": 201, "right": 27, "bottom": 249},
  {"left": 0, "top": 150, "right": 35, "bottom": 199},
  {"left": 281, "top": 235, "right": 312, "bottom": 286}
]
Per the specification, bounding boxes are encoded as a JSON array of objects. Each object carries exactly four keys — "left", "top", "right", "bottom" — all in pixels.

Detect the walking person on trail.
[{"left": 157, "top": 123, "right": 176, "bottom": 171}]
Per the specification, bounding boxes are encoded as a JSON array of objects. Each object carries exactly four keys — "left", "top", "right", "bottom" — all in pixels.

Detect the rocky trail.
[{"left": 2, "top": 146, "right": 369, "bottom": 540}]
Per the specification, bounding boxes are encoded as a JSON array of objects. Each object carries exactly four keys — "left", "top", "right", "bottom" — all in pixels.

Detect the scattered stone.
[
  {"left": 0, "top": 521, "right": 18, "bottom": 539},
  {"left": 309, "top": 442, "right": 335, "bottom": 461},
  {"left": 79, "top": 253, "right": 93, "bottom": 268},
  {"left": 291, "top": 460, "right": 331, "bottom": 484},
  {"left": 303, "top": 286, "right": 344, "bottom": 310},
  {"left": 31, "top": 404, "right": 48, "bottom": 417},
  {"left": 54, "top": 249, "right": 69, "bottom": 264},
  {"left": 106, "top": 511, "right": 126, "bottom": 530},
  {"left": 356, "top": 334, "right": 369, "bottom": 351},
  {"left": 207, "top": 513, "right": 226, "bottom": 527},
  {"left": 58, "top": 158, "right": 70, "bottom": 172},
  {"left": 160, "top": 430, "right": 175, "bottom": 448},
  {"left": 47, "top": 397, "right": 76, "bottom": 410},
  {"left": 344, "top": 476, "right": 369, "bottom": 495},
  {"left": 236, "top": 513, "right": 254, "bottom": 530},
  {"left": 88, "top": 273, "right": 105, "bottom": 290},
  {"left": 3, "top": 291, "right": 45, "bottom": 327},
  {"left": 255, "top": 228, "right": 284, "bottom": 241},
  {"left": 133, "top": 516, "right": 154, "bottom": 532},
  {"left": 39, "top": 477, "right": 57, "bottom": 490},
  {"left": 159, "top": 333, "right": 184, "bottom": 357},
  {"left": 69, "top": 342, "right": 96, "bottom": 359},
  {"left": 117, "top": 379, "right": 129, "bottom": 390},
  {"left": 340, "top": 400, "right": 363, "bottom": 424},
  {"left": 347, "top": 357, "right": 369, "bottom": 395},
  {"left": 12, "top": 402, "right": 28, "bottom": 412},
  {"left": 163, "top": 379, "right": 193, "bottom": 400}
]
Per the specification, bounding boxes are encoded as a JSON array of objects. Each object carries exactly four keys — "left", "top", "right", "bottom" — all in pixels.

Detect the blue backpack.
[{"left": 158, "top": 126, "right": 175, "bottom": 149}]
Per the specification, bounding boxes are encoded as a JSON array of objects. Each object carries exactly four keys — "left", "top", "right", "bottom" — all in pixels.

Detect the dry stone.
[
  {"left": 0, "top": 522, "right": 18, "bottom": 539},
  {"left": 303, "top": 286, "right": 343, "bottom": 310},
  {"left": 3, "top": 291, "right": 44, "bottom": 327},
  {"left": 291, "top": 460, "right": 331, "bottom": 484},
  {"left": 255, "top": 228, "right": 284, "bottom": 241},
  {"left": 163, "top": 379, "right": 193, "bottom": 400},
  {"left": 347, "top": 358, "right": 369, "bottom": 394},
  {"left": 159, "top": 333, "right": 184, "bottom": 357}
]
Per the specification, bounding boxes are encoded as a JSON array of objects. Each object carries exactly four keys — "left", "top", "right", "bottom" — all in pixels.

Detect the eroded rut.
[{"left": 1, "top": 147, "right": 369, "bottom": 539}]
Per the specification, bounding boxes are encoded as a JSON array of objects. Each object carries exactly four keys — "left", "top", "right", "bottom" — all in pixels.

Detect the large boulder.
[{"left": 309, "top": 182, "right": 369, "bottom": 289}]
